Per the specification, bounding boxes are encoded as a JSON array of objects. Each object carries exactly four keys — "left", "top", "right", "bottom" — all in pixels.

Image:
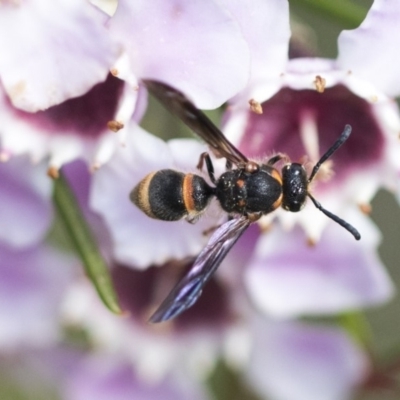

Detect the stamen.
[
  {"left": 47, "top": 165, "right": 59, "bottom": 179},
  {"left": 248, "top": 99, "right": 263, "bottom": 114},
  {"left": 107, "top": 120, "right": 124, "bottom": 132},
  {"left": 359, "top": 203, "right": 372, "bottom": 215},
  {"left": 313, "top": 75, "right": 326, "bottom": 93}
]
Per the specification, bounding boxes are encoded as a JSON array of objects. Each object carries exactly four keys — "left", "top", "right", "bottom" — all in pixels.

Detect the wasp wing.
[
  {"left": 149, "top": 216, "right": 251, "bottom": 323},
  {"left": 143, "top": 79, "right": 248, "bottom": 165}
]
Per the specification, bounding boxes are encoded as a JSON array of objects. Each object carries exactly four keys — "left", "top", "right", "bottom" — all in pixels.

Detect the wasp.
[{"left": 131, "top": 80, "right": 361, "bottom": 323}]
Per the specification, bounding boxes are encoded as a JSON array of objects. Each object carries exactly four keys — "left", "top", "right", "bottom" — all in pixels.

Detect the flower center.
[
  {"left": 240, "top": 85, "right": 385, "bottom": 184},
  {"left": 9, "top": 74, "right": 124, "bottom": 138},
  {"left": 112, "top": 261, "right": 231, "bottom": 333}
]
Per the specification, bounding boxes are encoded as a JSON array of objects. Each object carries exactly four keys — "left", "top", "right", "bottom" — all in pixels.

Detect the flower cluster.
[{"left": 1, "top": 0, "right": 400, "bottom": 399}]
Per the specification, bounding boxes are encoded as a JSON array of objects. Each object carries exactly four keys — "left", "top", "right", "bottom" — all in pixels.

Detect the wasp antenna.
[
  {"left": 308, "top": 193, "right": 361, "bottom": 240},
  {"left": 308, "top": 125, "right": 352, "bottom": 183}
]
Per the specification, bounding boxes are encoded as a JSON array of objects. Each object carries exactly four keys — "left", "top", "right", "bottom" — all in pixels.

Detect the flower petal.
[
  {"left": 62, "top": 279, "right": 227, "bottom": 381},
  {"left": 0, "top": 0, "right": 119, "bottom": 112},
  {"left": 245, "top": 214, "right": 394, "bottom": 317},
  {"left": 0, "top": 75, "right": 126, "bottom": 168},
  {"left": 109, "top": 0, "right": 250, "bottom": 108},
  {"left": 220, "top": 0, "right": 290, "bottom": 104},
  {"left": 0, "top": 243, "right": 75, "bottom": 348},
  {"left": 66, "top": 356, "right": 208, "bottom": 400},
  {"left": 0, "top": 156, "right": 52, "bottom": 248},
  {"left": 247, "top": 319, "right": 368, "bottom": 400},
  {"left": 337, "top": 0, "right": 400, "bottom": 97}
]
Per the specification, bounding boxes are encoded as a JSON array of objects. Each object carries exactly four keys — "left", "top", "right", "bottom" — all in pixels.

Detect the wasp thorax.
[{"left": 281, "top": 163, "right": 308, "bottom": 212}]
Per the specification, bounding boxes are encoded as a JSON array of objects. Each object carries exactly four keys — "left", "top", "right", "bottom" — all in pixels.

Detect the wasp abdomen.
[{"left": 130, "top": 169, "right": 213, "bottom": 221}]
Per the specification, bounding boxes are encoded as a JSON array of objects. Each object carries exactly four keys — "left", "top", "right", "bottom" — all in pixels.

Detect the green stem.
[
  {"left": 289, "top": 0, "right": 369, "bottom": 28},
  {"left": 53, "top": 171, "right": 122, "bottom": 314}
]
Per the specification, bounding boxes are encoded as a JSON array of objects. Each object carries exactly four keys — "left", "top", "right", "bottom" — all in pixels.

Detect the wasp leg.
[
  {"left": 186, "top": 213, "right": 201, "bottom": 224},
  {"left": 197, "top": 152, "right": 217, "bottom": 185},
  {"left": 267, "top": 153, "right": 289, "bottom": 166},
  {"left": 246, "top": 211, "right": 263, "bottom": 222}
]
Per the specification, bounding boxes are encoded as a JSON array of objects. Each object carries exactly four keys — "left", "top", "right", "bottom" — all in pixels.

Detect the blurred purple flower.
[
  {"left": 0, "top": 149, "right": 80, "bottom": 349},
  {"left": 0, "top": 348, "right": 210, "bottom": 400},
  {"left": 60, "top": 200, "right": 370, "bottom": 400},
  {"left": 65, "top": 355, "right": 210, "bottom": 400},
  {"left": 0, "top": 156, "right": 212, "bottom": 399},
  {"left": 0, "top": 156, "right": 52, "bottom": 248},
  {"left": 60, "top": 151, "right": 383, "bottom": 400},
  {"left": 0, "top": 242, "right": 75, "bottom": 349},
  {"left": 245, "top": 216, "right": 394, "bottom": 317},
  {"left": 64, "top": 270, "right": 231, "bottom": 379},
  {"left": 0, "top": 155, "right": 77, "bottom": 349},
  {"left": 245, "top": 318, "right": 369, "bottom": 400}
]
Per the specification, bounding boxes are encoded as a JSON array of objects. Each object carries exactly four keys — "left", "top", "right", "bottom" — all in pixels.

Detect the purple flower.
[
  {"left": 0, "top": 155, "right": 75, "bottom": 349},
  {"left": 0, "top": 0, "right": 118, "bottom": 112},
  {"left": 245, "top": 217, "right": 393, "bottom": 317},
  {"left": 0, "top": 242, "right": 75, "bottom": 349},
  {"left": 107, "top": 0, "right": 251, "bottom": 109},
  {"left": 0, "top": 0, "right": 251, "bottom": 169},
  {"left": 223, "top": 0, "right": 400, "bottom": 242},
  {"left": 0, "top": 3, "right": 392, "bottom": 400},
  {"left": 245, "top": 318, "right": 368, "bottom": 400},
  {"left": 64, "top": 154, "right": 379, "bottom": 400},
  {"left": 0, "top": 156, "right": 52, "bottom": 248},
  {"left": 212, "top": 0, "right": 399, "bottom": 315},
  {"left": 65, "top": 355, "right": 210, "bottom": 400},
  {"left": 0, "top": 348, "right": 210, "bottom": 400}
]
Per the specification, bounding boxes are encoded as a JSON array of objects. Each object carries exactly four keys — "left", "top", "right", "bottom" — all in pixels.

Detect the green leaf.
[
  {"left": 336, "top": 311, "right": 373, "bottom": 349},
  {"left": 52, "top": 171, "right": 122, "bottom": 315},
  {"left": 289, "top": 0, "right": 369, "bottom": 28}
]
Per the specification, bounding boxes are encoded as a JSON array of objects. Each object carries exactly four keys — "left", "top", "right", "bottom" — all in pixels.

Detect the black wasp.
[{"left": 131, "top": 80, "right": 361, "bottom": 323}]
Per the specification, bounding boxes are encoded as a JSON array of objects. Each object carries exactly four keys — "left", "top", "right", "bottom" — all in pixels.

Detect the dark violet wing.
[
  {"left": 149, "top": 216, "right": 251, "bottom": 323},
  {"left": 143, "top": 79, "right": 248, "bottom": 165}
]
